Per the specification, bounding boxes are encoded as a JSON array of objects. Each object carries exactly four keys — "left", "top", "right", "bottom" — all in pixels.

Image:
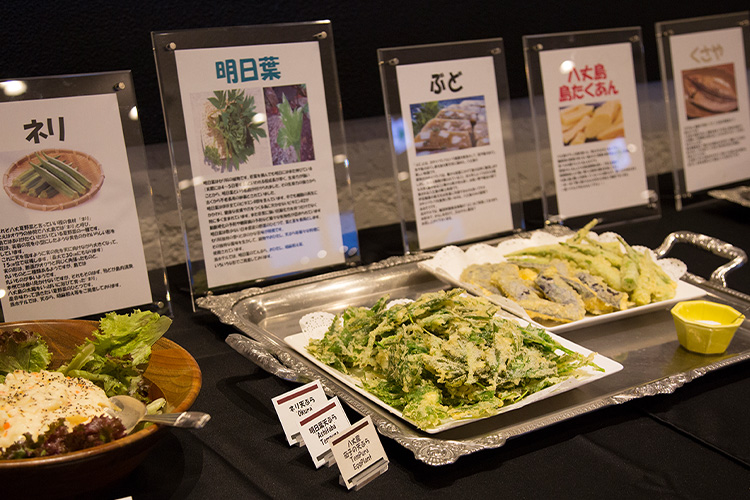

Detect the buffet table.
[{"left": 90, "top": 197, "right": 750, "bottom": 499}]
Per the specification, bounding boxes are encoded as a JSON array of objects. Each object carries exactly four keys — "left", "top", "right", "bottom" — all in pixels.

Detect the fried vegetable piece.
[
  {"left": 505, "top": 219, "right": 676, "bottom": 310},
  {"left": 489, "top": 263, "right": 585, "bottom": 323},
  {"left": 617, "top": 236, "right": 676, "bottom": 306}
]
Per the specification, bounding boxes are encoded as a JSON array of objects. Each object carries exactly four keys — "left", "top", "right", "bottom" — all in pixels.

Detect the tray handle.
[
  {"left": 654, "top": 231, "right": 747, "bottom": 289},
  {"left": 226, "top": 333, "right": 307, "bottom": 383}
]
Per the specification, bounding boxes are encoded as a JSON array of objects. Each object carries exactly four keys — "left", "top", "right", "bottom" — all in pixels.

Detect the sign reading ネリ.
[{"left": 0, "top": 93, "right": 152, "bottom": 321}]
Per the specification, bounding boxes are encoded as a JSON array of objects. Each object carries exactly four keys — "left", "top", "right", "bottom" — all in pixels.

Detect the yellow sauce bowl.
[{"left": 670, "top": 300, "right": 744, "bottom": 354}]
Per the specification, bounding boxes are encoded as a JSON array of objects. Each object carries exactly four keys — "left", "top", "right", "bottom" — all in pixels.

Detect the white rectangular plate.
[{"left": 285, "top": 312, "right": 623, "bottom": 434}]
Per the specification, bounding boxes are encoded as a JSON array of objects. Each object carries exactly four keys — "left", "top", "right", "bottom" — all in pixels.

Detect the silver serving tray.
[
  {"left": 708, "top": 185, "right": 750, "bottom": 208},
  {"left": 198, "top": 230, "right": 750, "bottom": 465}
]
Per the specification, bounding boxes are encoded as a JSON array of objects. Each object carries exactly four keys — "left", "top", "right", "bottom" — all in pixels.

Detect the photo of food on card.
[
  {"left": 560, "top": 100, "right": 623, "bottom": 146},
  {"left": 682, "top": 63, "right": 738, "bottom": 120},
  {"left": 264, "top": 84, "right": 315, "bottom": 166},
  {"left": 410, "top": 96, "right": 488, "bottom": 156},
  {"left": 193, "top": 87, "right": 270, "bottom": 173},
  {"left": 2, "top": 149, "right": 104, "bottom": 211}
]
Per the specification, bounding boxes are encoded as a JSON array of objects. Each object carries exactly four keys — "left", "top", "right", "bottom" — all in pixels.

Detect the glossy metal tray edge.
[{"left": 197, "top": 231, "right": 749, "bottom": 465}]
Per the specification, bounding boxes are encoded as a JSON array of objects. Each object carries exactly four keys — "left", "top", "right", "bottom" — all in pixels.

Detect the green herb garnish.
[{"left": 412, "top": 101, "right": 441, "bottom": 136}]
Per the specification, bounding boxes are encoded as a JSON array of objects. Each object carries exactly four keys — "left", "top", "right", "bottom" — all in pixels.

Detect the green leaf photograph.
[{"left": 263, "top": 84, "right": 315, "bottom": 165}]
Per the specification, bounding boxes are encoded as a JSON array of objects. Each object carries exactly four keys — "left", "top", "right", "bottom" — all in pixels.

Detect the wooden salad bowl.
[{"left": 0, "top": 319, "right": 202, "bottom": 497}]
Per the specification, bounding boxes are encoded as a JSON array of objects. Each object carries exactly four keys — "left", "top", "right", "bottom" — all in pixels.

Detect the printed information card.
[
  {"left": 668, "top": 27, "right": 750, "bottom": 192},
  {"left": 0, "top": 93, "right": 152, "bottom": 321},
  {"left": 174, "top": 41, "right": 346, "bottom": 289},
  {"left": 538, "top": 43, "right": 648, "bottom": 219},
  {"left": 330, "top": 416, "right": 389, "bottom": 490},
  {"left": 271, "top": 379, "right": 328, "bottom": 446},
  {"left": 396, "top": 56, "right": 514, "bottom": 249},
  {"left": 298, "top": 396, "right": 350, "bottom": 469}
]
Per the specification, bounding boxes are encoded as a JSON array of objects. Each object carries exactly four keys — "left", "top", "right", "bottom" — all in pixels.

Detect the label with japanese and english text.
[
  {"left": 271, "top": 380, "right": 328, "bottom": 446},
  {"left": 297, "top": 396, "right": 350, "bottom": 469},
  {"left": 330, "top": 416, "right": 388, "bottom": 490}
]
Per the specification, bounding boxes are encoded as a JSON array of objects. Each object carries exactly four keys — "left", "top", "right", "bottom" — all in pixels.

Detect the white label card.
[
  {"left": 539, "top": 43, "right": 648, "bottom": 219},
  {"left": 669, "top": 27, "right": 750, "bottom": 191},
  {"left": 0, "top": 94, "right": 152, "bottom": 320},
  {"left": 174, "top": 41, "right": 346, "bottom": 288},
  {"left": 271, "top": 380, "right": 328, "bottom": 446},
  {"left": 330, "top": 416, "right": 389, "bottom": 490},
  {"left": 297, "top": 396, "right": 350, "bottom": 469},
  {"left": 396, "top": 56, "right": 514, "bottom": 249}
]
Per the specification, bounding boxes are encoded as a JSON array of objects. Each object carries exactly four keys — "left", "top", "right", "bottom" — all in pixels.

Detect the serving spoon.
[{"left": 109, "top": 395, "right": 211, "bottom": 434}]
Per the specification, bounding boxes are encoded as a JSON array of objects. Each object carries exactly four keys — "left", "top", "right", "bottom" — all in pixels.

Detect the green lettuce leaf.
[
  {"left": 0, "top": 329, "right": 52, "bottom": 382},
  {"left": 58, "top": 310, "right": 172, "bottom": 399}
]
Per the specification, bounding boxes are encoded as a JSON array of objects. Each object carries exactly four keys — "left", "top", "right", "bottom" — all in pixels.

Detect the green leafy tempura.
[{"left": 307, "top": 289, "right": 600, "bottom": 430}]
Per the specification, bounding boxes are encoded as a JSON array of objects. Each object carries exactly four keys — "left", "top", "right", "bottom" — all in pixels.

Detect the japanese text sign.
[
  {"left": 172, "top": 39, "right": 347, "bottom": 289},
  {"left": 0, "top": 91, "right": 152, "bottom": 321},
  {"left": 297, "top": 396, "right": 350, "bottom": 468},
  {"left": 667, "top": 26, "right": 750, "bottom": 192},
  {"left": 394, "top": 53, "right": 514, "bottom": 249},
  {"left": 330, "top": 416, "right": 389, "bottom": 490},
  {"left": 272, "top": 380, "right": 328, "bottom": 446},
  {"left": 538, "top": 41, "right": 648, "bottom": 219}
]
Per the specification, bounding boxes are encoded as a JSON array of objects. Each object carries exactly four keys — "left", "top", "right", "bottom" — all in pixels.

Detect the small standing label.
[
  {"left": 271, "top": 380, "right": 328, "bottom": 446},
  {"left": 297, "top": 396, "right": 350, "bottom": 468},
  {"left": 330, "top": 416, "right": 389, "bottom": 490}
]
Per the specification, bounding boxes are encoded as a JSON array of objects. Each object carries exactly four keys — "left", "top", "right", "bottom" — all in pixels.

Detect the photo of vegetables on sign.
[
  {"left": 560, "top": 100, "right": 623, "bottom": 146},
  {"left": 196, "top": 87, "right": 269, "bottom": 172},
  {"left": 682, "top": 63, "right": 738, "bottom": 120},
  {"left": 410, "top": 96, "right": 487, "bottom": 156},
  {"left": 264, "top": 84, "right": 314, "bottom": 165},
  {"left": 2, "top": 149, "right": 104, "bottom": 211}
]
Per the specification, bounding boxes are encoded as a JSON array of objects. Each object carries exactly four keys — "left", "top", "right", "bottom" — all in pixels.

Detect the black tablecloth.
[{"left": 93, "top": 198, "right": 750, "bottom": 499}]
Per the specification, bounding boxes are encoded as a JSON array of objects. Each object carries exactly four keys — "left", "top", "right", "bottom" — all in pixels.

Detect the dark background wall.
[{"left": 2, "top": 1, "right": 747, "bottom": 145}]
